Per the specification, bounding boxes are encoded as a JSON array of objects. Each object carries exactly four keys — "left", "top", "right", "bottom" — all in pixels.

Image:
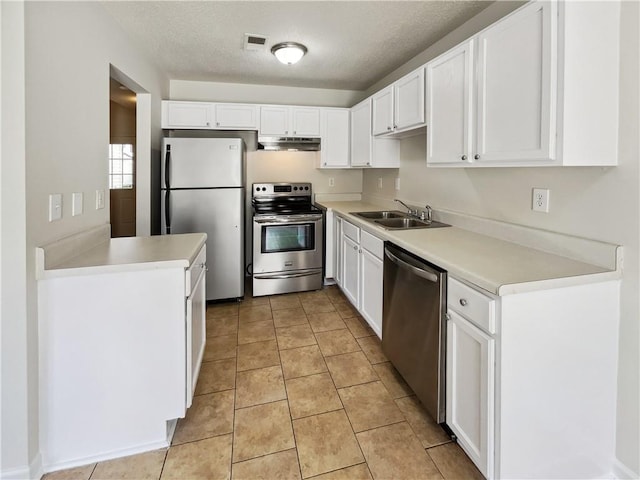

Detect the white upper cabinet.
[
  {"left": 426, "top": 40, "right": 474, "bottom": 165},
  {"left": 319, "top": 108, "right": 350, "bottom": 168},
  {"left": 259, "top": 106, "right": 321, "bottom": 136},
  {"left": 214, "top": 103, "right": 258, "bottom": 130},
  {"left": 426, "top": 0, "right": 620, "bottom": 167},
  {"left": 475, "top": 1, "right": 555, "bottom": 163},
  {"left": 351, "top": 97, "right": 400, "bottom": 169},
  {"left": 162, "top": 101, "right": 214, "bottom": 129},
  {"left": 372, "top": 68, "right": 426, "bottom": 136}
]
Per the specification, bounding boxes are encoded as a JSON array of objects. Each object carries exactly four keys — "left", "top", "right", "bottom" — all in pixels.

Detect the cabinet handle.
[
  {"left": 387, "top": 126, "right": 392, "bottom": 131},
  {"left": 206, "top": 122, "right": 210, "bottom": 126},
  {"left": 216, "top": 122, "right": 220, "bottom": 126},
  {"left": 366, "top": 162, "right": 370, "bottom": 166},
  {"left": 293, "top": 131, "right": 296, "bottom": 135},
  {"left": 285, "top": 130, "right": 288, "bottom": 135},
  {"left": 459, "top": 298, "right": 468, "bottom": 306},
  {"left": 445, "top": 313, "right": 451, "bottom": 321},
  {"left": 393, "top": 124, "right": 397, "bottom": 130},
  {"left": 461, "top": 155, "right": 467, "bottom": 161},
  {"left": 474, "top": 154, "right": 480, "bottom": 160},
  {"left": 354, "top": 245, "right": 358, "bottom": 251}
]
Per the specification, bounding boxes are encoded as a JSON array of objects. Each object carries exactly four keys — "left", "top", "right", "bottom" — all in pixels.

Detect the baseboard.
[
  {"left": 1, "top": 452, "right": 43, "bottom": 480},
  {"left": 612, "top": 458, "right": 639, "bottom": 479},
  {"left": 41, "top": 439, "right": 169, "bottom": 476}
]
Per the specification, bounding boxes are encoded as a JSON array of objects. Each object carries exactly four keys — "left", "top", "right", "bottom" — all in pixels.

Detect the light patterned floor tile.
[
  {"left": 373, "top": 362, "right": 414, "bottom": 399},
  {"left": 207, "top": 315, "right": 238, "bottom": 337},
  {"left": 307, "top": 311, "right": 347, "bottom": 333},
  {"left": 232, "top": 449, "right": 301, "bottom": 480},
  {"left": 301, "top": 298, "right": 336, "bottom": 314},
  {"left": 308, "top": 463, "right": 372, "bottom": 480},
  {"left": 342, "top": 316, "right": 375, "bottom": 339},
  {"left": 236, "top": 365, "right": 286, "bottom": 409},
  {"left": 238, "top": 319, "right": 276, "bottom": 345},
  {"left": 270, "top": 294, "right": 302, "bottom": 311},
  {"left": 236, "top": 339, "right": 280, "bottom": 372},
  {"left": 162, "top": 434, "right": 232, "bottom": 480},
  {"left": 427, "top": 442, "right": 484, "bottom": 480},
  {"left": 315, "top": 329, "right": 360, "bottom": 357},
  {"left": 324, "top": 351, "right": 378, "bottom": 388},
  {"left": 91, "top": 449, "right": 166, "bottom": 479},
  {"left": 203, "top": 334, "right": 237, "bottom": 361},
  {"left": 338, "top": 381, "right": 404, "bottom": 433},
  {"left": 239, "top": 305, "right": 273, "bottom": 324},
  {"left": 356, "top": 422, "right": 443, "bottom": 480},
  {"left": 233, "top": 400, "right": 295, "bottom": 463},
  {"left": 395, "top": 396, "right": 451, "bottom": 448},
  {"left": 195, "top": 358, "right": 236, "bottom": 395},
  {"left": 279, "top": 345, "right": 328, "bottom": 379},
  {"left": 285, "top": 372, "right": 343, "bottom": 419},
  {"left": 293, "top": 409, "right": 364, "bottom": 478},
  {"left": 273, "top": 307, "right": 309, "bottom": 328},
  {"left": 276, "top": 324, "right": 317, "bottom": 350},
  {"left": 44, "top": 464, "right": 95, "bottom": 480},
  {"left": 356, "top": 336, "right": 387, "bottom": 364},
  {"left": 172, "top": 390, "right": 234, "bottom": 445}
]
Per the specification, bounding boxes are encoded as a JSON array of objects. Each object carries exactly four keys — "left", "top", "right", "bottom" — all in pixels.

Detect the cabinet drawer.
[
  {"left": 360, "top": 230, "right": 383, "bottom": 259},
  {"left": 342, "top": 220, "right": 360, "bottom": 243},
  {"left": 186, "top": 245, "right": 207, "bottom": 297},
  {"left": 448, "top": 277, "right": 495, "bottom": 334}
]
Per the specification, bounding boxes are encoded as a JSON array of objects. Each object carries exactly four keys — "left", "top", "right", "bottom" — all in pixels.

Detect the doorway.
[{"left": 109, "top": 78, "right": 136, "bottom": 237}]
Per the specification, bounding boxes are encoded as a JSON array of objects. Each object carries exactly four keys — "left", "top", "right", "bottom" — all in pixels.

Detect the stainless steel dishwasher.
[{"left": 382, "top": 243, "right": 447, "bottom": 424}]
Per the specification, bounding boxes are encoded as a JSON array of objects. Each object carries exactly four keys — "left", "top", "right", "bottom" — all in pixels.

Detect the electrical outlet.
[
  {"left": 377, "top": 177, "right": 383, "bottom": 189},
  {"left": 49, "top": 194, "right": 62, "bottom": 222},
  {"left": 72, "top": 192, "right": 83, "bottom": 216},
  {"left": 328, "top": 177, "right": 335, "bottom": 188},
  {"left": 96, "top": 189, "right": 105, "bottom": 209},
  {"left": 395, "top": 177, "right": 400, "bottom": 191},
  {"left": 532, "top": 188, "right": 550, "bottom": 213}
]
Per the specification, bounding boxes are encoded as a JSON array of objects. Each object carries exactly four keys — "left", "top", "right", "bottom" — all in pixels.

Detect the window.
[{"left": 109, "top": 143, "right": 134, "bottom": 189}]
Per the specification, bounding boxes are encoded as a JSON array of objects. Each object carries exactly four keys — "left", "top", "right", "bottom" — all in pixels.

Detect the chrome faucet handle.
[
  {"left": 394, "top": 199, "right": 417, "bottom": 217},
  {"left": 424, "top": 204, "right": 432, "bottom": 222}
]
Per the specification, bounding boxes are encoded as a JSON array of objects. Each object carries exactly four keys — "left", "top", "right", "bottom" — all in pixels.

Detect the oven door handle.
[
  {"left": 254, "top": 214, "right": 323, "bottom": 224},
  {"left": 254, "top": 270, "right": 320, "bottom": 280}
]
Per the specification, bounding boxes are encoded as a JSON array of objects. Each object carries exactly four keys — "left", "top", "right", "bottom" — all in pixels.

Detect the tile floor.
[{"left": 44, "top": 285, "right": 484, "bottom": 480}]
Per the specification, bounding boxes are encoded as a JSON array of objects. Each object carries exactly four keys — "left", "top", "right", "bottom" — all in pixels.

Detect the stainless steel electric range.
[{"left": 251, "top": 183, "right": 324, "bottom": 297}]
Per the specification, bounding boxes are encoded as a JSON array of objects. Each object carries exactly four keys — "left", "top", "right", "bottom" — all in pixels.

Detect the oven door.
[{"left": 253, "top": 214, "right": 323, "bottom": 274}]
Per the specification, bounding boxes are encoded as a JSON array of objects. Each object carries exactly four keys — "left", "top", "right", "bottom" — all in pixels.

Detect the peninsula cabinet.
[
  {"left": 426, "top": 0, "right": 620, "bottom": 167},
  {"left": 446, "top": 276, "right": 620, "bottom": 479}
]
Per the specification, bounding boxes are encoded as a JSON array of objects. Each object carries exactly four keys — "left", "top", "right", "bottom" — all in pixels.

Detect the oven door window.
[{"left": 262, "top": 223, "right": 315, "bottom": 253}]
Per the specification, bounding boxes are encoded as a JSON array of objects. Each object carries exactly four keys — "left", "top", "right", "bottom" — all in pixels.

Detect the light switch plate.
[
  {"left": 95, "top": 189, "right": 105, "bottom": 209},
  {"left": 395, "top": 177, "right": 401, "bottom": 191},
  {"left": 49, "top": 194, "right": 62, "bottom": 222},
  {"left": 72, "top": 192, "right": 83, "bottom": 216}
]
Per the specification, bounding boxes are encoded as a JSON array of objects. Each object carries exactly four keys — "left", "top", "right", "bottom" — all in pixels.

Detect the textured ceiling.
[{"left": 102, "top": 1, "right": 492, "bottom": 91}]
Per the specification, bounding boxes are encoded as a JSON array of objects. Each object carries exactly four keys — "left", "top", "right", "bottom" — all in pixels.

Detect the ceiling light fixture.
[{"left": 271, "top": 42, "right": 307, "bottom": 65}]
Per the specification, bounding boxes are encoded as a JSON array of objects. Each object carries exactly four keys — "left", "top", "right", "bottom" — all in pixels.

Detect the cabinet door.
[
  {"left": 372, "top": 86, "right": 394, "bottom": 135},
  {"left": 341, "top": 234, "right": 360, "bottom": 307},
  {"left": 394, "top": 68, "right": 425, "bottom": 131},
  {"left": 334, "top": 217, "right": 343, "bottom": 285},
  {"left": 446, "top": 310, "right": 495, "bottom": 479},
  {"left": 350, "top": 99, "right": 372, "bottom": 167},
  {"left": 426, "top": 40, "right": 474, "bottom": 165},
  {"left": 260, "top": 106, "right": 289, "bottom": 135},
  {"left": 292, "top": 107, "right": 321, "bottom": 136},
  {"left": 320, "top": 109, "right": 350, "bottom": 168},
  {"left": 214, "top": 103, "right": 258, "bottom": 129},
  {"left": 185, "top": 266, "right": 206, "bottom": 409},
  {"left": 360, "top": 248, "right": 383, "bottom": 338},
  {"left": 163, "top": 101, "right": 214, "bottom": 129},
  {"left": 475, "top": 1, "right": 556, "bottom": 163}
]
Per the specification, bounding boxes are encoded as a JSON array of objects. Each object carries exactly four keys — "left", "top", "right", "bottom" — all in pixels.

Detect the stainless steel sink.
[
  {"left": 349, "top": 211, "right": 450, "bottom": 230},
  {"left": 352, "top": 210, "right": 406, "bottom": 220},
  {"left": 374, "top": 218, "right": 450, "bottom": 230}
]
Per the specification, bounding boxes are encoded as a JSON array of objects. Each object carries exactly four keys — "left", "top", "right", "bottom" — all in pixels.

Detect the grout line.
[{"left": 156, "top": 446, "right": 169, "bottom": 480}]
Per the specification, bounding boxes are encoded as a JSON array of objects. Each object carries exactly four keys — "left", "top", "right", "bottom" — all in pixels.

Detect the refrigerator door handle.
[
  {"left": 165, "top": 190, "right": 171, "bottom": 234},
  {"left": 164, "top": 145, "right": 171, "bottom": 189}
]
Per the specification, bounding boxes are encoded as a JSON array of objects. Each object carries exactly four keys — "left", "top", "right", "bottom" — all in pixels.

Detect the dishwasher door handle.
[{"left": 385, "top": 248, "right": 439, "bottom": 283}]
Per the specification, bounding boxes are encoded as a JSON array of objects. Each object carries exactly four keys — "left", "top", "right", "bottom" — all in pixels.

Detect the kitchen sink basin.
[
  {"left": 352, "top": 210, "right": 406, "bottom": 220},
  {"left": 350, "top": 210, "right": 450, "bottom": 230},
  {"left": 374, "top": 218, "right": 449, "bottom": 229}
]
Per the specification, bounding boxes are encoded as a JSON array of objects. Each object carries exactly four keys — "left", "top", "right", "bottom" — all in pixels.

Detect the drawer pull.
[{"left": 459, "top": 298, "right": 468, "bottom": 307}]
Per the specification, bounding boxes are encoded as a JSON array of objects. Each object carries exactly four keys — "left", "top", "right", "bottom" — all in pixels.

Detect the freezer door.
[
  {"left": 162, "top": 188, "right": 244, "bottom": 301},
  {"left": 162, "top": 138, "right": 244, "bottom": 188}
]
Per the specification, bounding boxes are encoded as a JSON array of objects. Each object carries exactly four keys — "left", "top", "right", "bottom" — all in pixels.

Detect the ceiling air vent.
[{"left": 244, "top": 34, "right": 268, "bottom": 51}]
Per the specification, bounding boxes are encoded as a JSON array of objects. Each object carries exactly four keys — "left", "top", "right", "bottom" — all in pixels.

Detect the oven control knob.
[
  {"left": 255, "top": 187, "right": 260, "bottom": 191},
  {"left": 305, "top": 186, "right": 309, "bottom": 190},
  {"left": 262, "top": 187, "right": 266, "bottom": 191},
  {"left": 294, "top": 186, "right": 298, "bottom": 191}
]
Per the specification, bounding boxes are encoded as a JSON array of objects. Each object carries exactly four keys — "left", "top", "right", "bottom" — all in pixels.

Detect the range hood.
[{"left": 258, "top": 136, "right": 321, "bottom": 152}]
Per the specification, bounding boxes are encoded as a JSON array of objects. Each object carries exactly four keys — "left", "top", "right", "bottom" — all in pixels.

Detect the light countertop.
[
  {"left": 37, "top": 231, "right": 207, "bottom": 279},
  {"left": 319, "top": 201, "right": 618, "bottom": 296}
]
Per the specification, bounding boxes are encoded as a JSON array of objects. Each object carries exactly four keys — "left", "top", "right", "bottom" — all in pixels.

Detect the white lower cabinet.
[
  {"left": 337, "top": 218, "right": 383, "bottom": 338},
  {"left": 447, "top": 309, "right": 495, "bottom": 479}
]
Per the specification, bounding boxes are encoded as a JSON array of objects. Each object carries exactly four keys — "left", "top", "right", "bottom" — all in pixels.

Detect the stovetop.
[{"left": 252, "top": 182, "right": 321, "bottom": 216}]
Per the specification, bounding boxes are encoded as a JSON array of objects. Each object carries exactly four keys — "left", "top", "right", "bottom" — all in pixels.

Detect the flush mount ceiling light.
[{"left": 271, "top": 42, "right": 307, "bottom": 65}]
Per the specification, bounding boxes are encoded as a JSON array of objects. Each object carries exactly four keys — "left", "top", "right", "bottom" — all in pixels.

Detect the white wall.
[
  {"left": 362, "top": 1, "right": 639, "bottom": 474},
  {"left": 0, "top": 2, "right": 169, "bottom": 476},
  {"left": 170, "top": 79, "right": 362, "bottom": 108}
]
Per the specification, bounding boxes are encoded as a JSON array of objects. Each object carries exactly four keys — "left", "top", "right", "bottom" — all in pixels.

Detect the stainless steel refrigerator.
[{"left": 161, "top": 137, "right": 245, "bottom": 301}]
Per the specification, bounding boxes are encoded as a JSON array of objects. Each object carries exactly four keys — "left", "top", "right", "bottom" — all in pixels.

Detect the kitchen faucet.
[{"left": 394, "top": 199, "right": 418, "bottom": 217}]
